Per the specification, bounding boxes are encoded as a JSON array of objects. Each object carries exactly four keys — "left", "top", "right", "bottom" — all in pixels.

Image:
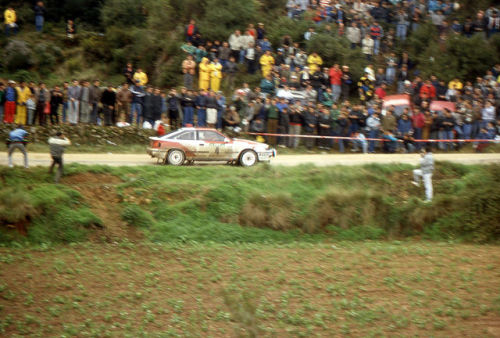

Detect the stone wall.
[{"left": 1, "top": 125, "right": 157, "bottom": 145}]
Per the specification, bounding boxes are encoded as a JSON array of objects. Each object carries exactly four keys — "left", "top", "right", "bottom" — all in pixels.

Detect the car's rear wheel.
[
  {"left": 167, "top": 149, "right": 185, "bottom": 166},
  {"left": 239, "top": 150, "right": 258, "bottom": 167}
]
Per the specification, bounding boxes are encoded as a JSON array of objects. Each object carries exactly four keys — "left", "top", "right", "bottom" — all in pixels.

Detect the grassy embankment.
[{"left": 0, "top": 162, "right": 499, "bottom": 245}]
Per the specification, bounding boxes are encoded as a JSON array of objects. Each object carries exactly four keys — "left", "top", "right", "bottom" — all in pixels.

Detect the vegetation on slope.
[{"left": 0, "top": 162, "right": 499, "bottom": 245}]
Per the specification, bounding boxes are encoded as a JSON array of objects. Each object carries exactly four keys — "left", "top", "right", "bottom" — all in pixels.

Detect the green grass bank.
[{"left": 0, "top": 162, "right": 499, "bottom": 246}]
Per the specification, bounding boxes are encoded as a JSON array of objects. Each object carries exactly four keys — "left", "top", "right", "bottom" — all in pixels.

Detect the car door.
[
  {"left": 173, "top": 131, "right": 197, "bottom": 157},
  {"left": 197, "top": 130, "right": 232, "bottom": 160}
]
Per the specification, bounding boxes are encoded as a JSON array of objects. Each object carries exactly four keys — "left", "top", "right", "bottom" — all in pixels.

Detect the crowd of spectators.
[{"left": 2, "top": 1, "right": 500, "bottom": 153}]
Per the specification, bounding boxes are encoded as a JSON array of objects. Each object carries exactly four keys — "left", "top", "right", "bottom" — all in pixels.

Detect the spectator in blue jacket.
[{"left": 34, "top": 1, "right": 46, "bottom": 32}]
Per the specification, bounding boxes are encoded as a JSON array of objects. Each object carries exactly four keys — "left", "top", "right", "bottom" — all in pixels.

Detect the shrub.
[
  {"left": 239, "top": 193, "right": 295, "bottom": 231},
  {"left": 2, "top": 40, "right": 34, "bottom": 72}
]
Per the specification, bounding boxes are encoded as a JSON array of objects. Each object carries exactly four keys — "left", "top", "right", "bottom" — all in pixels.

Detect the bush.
[
  {"left": 239, "top": 193, "right": 295, "bottom": 231},
  {"left": 2, "top": 40, "right": 34, "bottom": 72},
  {"left": 197, "top": 0, "right": 259, "bottom": 40},
  {"left": 33, "top": 43, "right": 63, "bottom": 76}
]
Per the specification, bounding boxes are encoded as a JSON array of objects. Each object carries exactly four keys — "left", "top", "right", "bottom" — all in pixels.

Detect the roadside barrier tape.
[{"left": 244, "top": 132, "right": 499, "bottom": 143}]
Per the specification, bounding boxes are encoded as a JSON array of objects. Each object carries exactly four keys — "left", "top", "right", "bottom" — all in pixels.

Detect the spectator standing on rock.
[
  {"left": 48, "top": 132, "right": 70, "bottom": 183},
  {"left": 100, "top": 84, "right": 116, "bottom": 126},
  {"left": 49, "top": 85, "right": 63, "bottom": 125},
  {"left": 80, "top": 81, "right": 91, "bottom": 124},
  {"left": 67, "top": 80, "right": 81, "bottom": 125},
  {"left": 4, "top": 80, "right": 17, "bottom": 123},
  {"left": 412, "top": 146, "right": 434, "bottom": 202},
  {"left": 34, "top": 1, "right": 46, "bottom": 33},
  {"left": 116, "top": 83, "right": 132, "bottom": 123},
  {"left": 7, "top": 125, "right": 28, "bottom": 168},
  {"left": 89, "top": 80, "right": 102, "bottom": 124},
  {"left": 15, "top": 81, "right": 31, "bottom": 125},
  {"left": 35, "top": 82, "right": 50, "bottom": 125},
  {"left": 4, "top": 7, "right": 17, "bottom": 36},
  {"left": 130, "top": 80, "right": 145, "bottom": 125}
]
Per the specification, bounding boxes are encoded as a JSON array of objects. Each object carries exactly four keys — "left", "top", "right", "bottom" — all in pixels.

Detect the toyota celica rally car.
[{"left": 147, "top": 128, "right": 276, "bottom": 167}]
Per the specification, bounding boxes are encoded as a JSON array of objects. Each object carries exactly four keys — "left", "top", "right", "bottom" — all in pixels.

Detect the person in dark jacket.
[
  {"left": 89, "top": 80, "right": 102, "bottom": 125},
  {"left": 167, "top": 89, "right": 181, "bottom": 129},
  {"left": 142, "top": 86, "right": 154, "bottom": 126},
  {"left": 318, "top": 106, "right": 332, "bottom": 149},
  {"left": 181, "top": 89, "right": 196, "bottom": 126},
  {"left": 123, "top": 63, "right": 134, "bottom": 85},
  {"left": 195, "top": 90, "right": 208, "bottom": 127},
  {"left": 278, "top": 107, "right": 290, "bottom": 148},
  {"left": 49, "top": 85, "right": 63, "bottom": 125},
  {"left": 130, "top": 80, "right": 145, "bottom": 125},
  {"left": 34, "top": 1, "right": 46, "bottom": 32},
  {"left": 439, "top": 109, "right": 456, "bottom": 151},
  {"left": 48, "top": 132, "right": 70, "bottom": 183},
  {"left": 152, "top": 88, "right": 163, "bottom": 123},
  {"left": 303, "top": 105, "right": 318, "bottom": 150},
  {"left": 100, "top": 85, "right": 116, "bottom": 126}
]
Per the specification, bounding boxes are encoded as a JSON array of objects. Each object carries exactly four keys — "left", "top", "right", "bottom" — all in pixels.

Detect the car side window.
[
  {"left": 198, "top": 131, "right": 225, "bottom": 142},
  {"left": 176, "top": 131, "right": 195, "bottom": 140}
]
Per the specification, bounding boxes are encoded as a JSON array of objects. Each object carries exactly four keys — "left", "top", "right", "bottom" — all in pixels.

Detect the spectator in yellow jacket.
[
  {"left": 448, "top": 78, "right": 463, "bottom": 90},
  {"left": 15, "top": 81, "right": 31, "bottom": 125},
  {"left": 210, "top": 58, "right": 223, "bottom": 92},
  {"left": 199, "top": 58, "right": 211, "bottom": 90},
  {"left": 4, "top": 7, "right": 17, "bottom": 36},
  {"left": 260, "top": 50, "right": 275, "bottom": 78},
  {"left": 307, "top": 52, "right": 323, "bottom": 74},
  {"left": 133, "top": 68, "right": 148, "bottom": 86}
]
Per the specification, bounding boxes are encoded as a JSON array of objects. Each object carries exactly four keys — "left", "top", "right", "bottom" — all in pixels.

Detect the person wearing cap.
[
  {"left": 4, "top": 81, "right": 17, "bottom": 123},
  {"left": 15, "top": 81, "right": 31, "bottom": 125},
  {"left": 48, "top": 132, "right": 71, "bottom": 183},
  {"left": 7, "top": 125, "right": 28, "bottom": 168}
]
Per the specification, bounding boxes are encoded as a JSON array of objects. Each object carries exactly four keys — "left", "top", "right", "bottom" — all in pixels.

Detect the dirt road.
[{"left": 3, "top": 152, "right": 500, "bottom": 167}]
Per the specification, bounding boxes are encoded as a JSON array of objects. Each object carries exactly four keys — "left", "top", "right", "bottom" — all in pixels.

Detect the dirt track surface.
[{"left": 2, "top": 152, "right": 500, "bottom": 167}]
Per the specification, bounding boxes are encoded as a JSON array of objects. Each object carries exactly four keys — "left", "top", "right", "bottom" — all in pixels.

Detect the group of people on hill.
[{"left": 4, "top": 2, "right": 77, "bottom": 38}]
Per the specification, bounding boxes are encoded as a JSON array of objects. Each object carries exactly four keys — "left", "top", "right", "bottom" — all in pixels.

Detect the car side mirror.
[{"left": 224, "top": 138, "right": 231, "bottom": 143}]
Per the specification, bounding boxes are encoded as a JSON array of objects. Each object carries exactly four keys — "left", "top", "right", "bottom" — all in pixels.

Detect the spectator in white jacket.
[
  {"left": 228, "top": 30, "right": 243, "bottom": 61},
  {"left": 346, "top": 22, "right": 362, "bottom": 49},
  {"left": 361, "top": 34, "right": 374, "bottom": 61}
]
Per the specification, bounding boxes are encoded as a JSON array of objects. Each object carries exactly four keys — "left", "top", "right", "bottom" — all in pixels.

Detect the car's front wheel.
[
  {"left": 166, "top": 149, "right": 185, "bottom": 166},
  {"left": 239, "top": 150, "right": 258, "bottom": 167}
]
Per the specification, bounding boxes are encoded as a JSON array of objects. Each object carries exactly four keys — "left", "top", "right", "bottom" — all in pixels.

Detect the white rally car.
[{"left": 147, "top": 128, "right": 276, "bottom": 167}]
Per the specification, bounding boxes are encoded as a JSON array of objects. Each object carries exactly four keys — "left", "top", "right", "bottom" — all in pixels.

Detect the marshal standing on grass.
[
  {"left": 7, "top": 125, "right": 28, "bottom": 168},
  {"left": 48, "top": 132, "right": 71, "bottom": 183},
  {"left": 412, "top": 146, "right": 434, "bottom": 202}
]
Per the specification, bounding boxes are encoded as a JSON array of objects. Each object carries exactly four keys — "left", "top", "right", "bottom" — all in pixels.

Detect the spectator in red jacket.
[
  {"left": 329, "top": 63, "right": 343, "bottom": 103},
  {"left": 411, "top": 108, "right": 426, "bottom": 149},
  {"left": 419, "top": 80, "right": 436, "bottom": 99}
]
